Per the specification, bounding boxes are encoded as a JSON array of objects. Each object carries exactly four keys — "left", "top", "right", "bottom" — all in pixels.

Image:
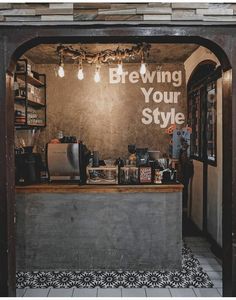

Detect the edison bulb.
[
  {"left": 117, "top": 63, "right": 123, "bottom": 76},
  {"left": 94, "top": 70, "right": 101, "bottom": 83},
  {"left": 58, "top": 65, "right": 65, "bottom": 78},
  {"left": 140, "top": 62, "right": 146, "bottom": 75},
  {"left": 77, "top": 68, "right": 84, "bottom": 80}
]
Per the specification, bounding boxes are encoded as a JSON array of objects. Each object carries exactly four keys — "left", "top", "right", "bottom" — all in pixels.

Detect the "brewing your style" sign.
[{"left": 109, "top": 67, "right": 185, "bottom": 128}]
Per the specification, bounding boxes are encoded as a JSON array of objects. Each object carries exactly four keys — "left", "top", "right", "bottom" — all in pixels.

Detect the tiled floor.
[{"left": 16, "top": 237, "right": 223, "bottom": 297}]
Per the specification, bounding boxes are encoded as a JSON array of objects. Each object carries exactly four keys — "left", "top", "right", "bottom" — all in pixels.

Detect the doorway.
[{"left": 0, "top": 26, "right": 233, "bottom": 297}]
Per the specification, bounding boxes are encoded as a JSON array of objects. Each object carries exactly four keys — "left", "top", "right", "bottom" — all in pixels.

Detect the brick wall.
[{"left": 1, "top": 3, "right": 236, "bottom": 23}]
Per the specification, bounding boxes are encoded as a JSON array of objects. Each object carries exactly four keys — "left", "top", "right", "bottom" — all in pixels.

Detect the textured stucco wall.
[{"left": 36, "top": 63, "right": 186, "bottom": 160}]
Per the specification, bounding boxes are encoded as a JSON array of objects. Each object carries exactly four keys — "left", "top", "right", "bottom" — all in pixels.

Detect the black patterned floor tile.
[{"left": 16, "top": 244, "right": 213, "bottom": 289}]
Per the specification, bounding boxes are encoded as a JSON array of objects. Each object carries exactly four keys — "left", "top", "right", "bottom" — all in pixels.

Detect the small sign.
[{"left": 139, "top": 167, "right": 152, "bottom": 183}]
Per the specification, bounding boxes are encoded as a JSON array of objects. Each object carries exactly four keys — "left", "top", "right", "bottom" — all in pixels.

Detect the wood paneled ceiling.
[{"left": 24, "top": 43, "right": 199, "bottom": 64}]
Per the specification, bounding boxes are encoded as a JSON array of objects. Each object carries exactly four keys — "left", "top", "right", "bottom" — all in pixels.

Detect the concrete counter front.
[{"left": 16, "top": 184, "right": 183, "bottom": 271}]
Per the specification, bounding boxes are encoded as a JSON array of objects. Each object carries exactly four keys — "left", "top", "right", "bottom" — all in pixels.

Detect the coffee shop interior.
[{"left": 15, "top": 41, "right": 223, "bottom": 295}]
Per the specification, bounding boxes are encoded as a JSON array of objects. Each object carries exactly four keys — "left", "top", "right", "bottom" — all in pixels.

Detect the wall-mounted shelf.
[
  {"left": 14, "top": 58, "right": 47, "bottom": 130},
  {"left": 15, "top": 124, "right": 45, "bottom": 130},
  {"left": 16, "top": 73, "right": 45, "bottom": 88},
  {"left": 15, "top": 96, "right": 46, "bottom": 108}
]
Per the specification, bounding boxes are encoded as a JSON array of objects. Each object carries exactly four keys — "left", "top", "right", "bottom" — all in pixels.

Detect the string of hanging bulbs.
[{"left": 56, "top": 43, "right": 151, "bottom": 82}]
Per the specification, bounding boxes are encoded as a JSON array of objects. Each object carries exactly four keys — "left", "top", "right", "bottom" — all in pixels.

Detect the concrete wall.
[
  {"left": 35, "top": 63, "right": 186, "bottom": 159},
  {"left": 184, "top": 47, "right": 222, "bottom": 246}
]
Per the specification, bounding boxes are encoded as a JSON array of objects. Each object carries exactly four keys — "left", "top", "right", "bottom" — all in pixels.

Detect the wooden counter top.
[{"left": 16, "top": 183, "right": 184, "bottom": 193}]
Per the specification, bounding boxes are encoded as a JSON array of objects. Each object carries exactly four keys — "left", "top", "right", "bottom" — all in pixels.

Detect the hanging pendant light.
[
  {"left": 140, "top": 50, "right": 147, "bottom": 75},
  {"left": 77, "top": 61, "right": 84, "bottom": 80},
  {"left": 140, "top": 59, "right": 146, "bottom": 75},
  {"left": 58, "top": 65, "right": 65, "bottom": 78},
  {"left": 117, "top": 60, "right": 123, "bottom": 76},
  {"left": 56, "top": 43, "right": 151, "bottom": 81},
  {"left": 94, "top": 65, "right": 101, "bottom": 83},
  {"left": 58, "top": 55, "right": 65, "bottom": 78}
]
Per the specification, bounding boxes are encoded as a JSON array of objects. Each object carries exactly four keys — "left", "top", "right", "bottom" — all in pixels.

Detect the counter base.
[{"left": 16, "top": 191, "right": 182, "bottom": 271}]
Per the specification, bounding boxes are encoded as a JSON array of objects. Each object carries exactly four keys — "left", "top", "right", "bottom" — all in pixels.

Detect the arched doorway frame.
[
  {"left": 0, "top": 25, "right": 234, "bottom": 297},
  {"left": 187, "top": 59, "right": 221, "bottom": 238}
]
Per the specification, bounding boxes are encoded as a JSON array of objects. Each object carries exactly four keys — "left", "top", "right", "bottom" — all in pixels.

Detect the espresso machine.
[{"left": 47, "top": 142, "right": 90, "bottom": 183}]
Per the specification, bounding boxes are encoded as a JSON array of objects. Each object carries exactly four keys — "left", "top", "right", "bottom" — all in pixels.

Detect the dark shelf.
[
  {"left": 15, "top": 96, "right": 26, "bottom": 101},
  {"left": 16, "top": 73, "right": 45, "bottom": 88},
  {"left": 28, "top": 99, "right": 46, "bottom": 108},
  {"left": 15, "top": 96, "right": 45, "bottom": 108},
  {"left": 15, "top": 124, "right": 46, "bottom": 130},
  {"left": 15, "top": 123, "right": 26, "bottom": 126}
]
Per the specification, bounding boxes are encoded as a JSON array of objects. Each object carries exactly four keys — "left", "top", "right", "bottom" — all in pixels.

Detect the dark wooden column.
[
  {"left": 230, "top": 43, "right": 236, "bottom": 296},
  {"left": 222, "top": 69, "right": 233, "bottom": 297},
  {"left": 0, "top": 36, "right": 16, "bottom": 297}
]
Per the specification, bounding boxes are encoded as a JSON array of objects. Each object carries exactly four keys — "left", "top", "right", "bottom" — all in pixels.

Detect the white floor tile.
[
  {"left": 73, "top": 288, "right": 97, "bottom": 297},
  {"left": 48, "top": 288, "right": 74, "bottom": 297},
  {"left": 122, "top": 288, "right": 146, "bottom": 297},
  {"left": 23, "top": 288, "right": 50, "bottom": 297},
  {"left": 201, "top": 264, "right": 222, "bottom": 272},
  {"left": 190, "top": 247, "right": 211, "bottom": 253},
  {"left": 195, "top": 253, "right": 216, "bottom": 259},
  {"left": 198, "top": 257, "right": 221, "bottom": 266},
  {"left": 207, "top": 271, "right": 222, "bottom": 280},
  {"left": 184, "top": 237, "right": 206, "bottom": 241},
  {"left": 146, "top": 288, "right": 171, "bottom": 297},
  {"left": 98, "top": 288, "right": 122, "bottom": 297},
  {"left": 16, "top": 288, "right": 26, "bottom": 297},
  {"left": 188, "top": 241, "right": 210, "bottom": 247},
  {"left": 169, "top": 288, "right": 196, "bottom": 297},
  {"left": 217, "top": 288, "right": 223, "bottom": 296},
  {"left": 212, "top": 280, "right": 223, "bottom": 288},
  {"left": 193, "top": 288, "right": 221, "bottom": 297},
  {"left": 189, "top": 246, "right": 210, "bottom": 254}
]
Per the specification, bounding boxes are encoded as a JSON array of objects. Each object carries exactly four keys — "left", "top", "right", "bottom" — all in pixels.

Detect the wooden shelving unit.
[
  {"left": 14, "top": 58, "right": 47, "bottom": 130},
  {"left": 17, "top": 73, "right": 45, "bottom": 88}
]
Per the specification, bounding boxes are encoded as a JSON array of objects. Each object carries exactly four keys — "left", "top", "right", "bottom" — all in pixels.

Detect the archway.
[
  {"left": 0, "top": 26, "right": 233, "bottom": 296},
  {"left": 187, "top": 58, "right": 222, "bottom": 245}
]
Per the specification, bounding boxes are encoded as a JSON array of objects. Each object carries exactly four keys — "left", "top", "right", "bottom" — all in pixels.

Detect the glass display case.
[
  {"left": 86, "top": 166, "right": 118, "bottom": 184},
  {"left": 119, "top": 166, "right": 139, "bottom": 184}
]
